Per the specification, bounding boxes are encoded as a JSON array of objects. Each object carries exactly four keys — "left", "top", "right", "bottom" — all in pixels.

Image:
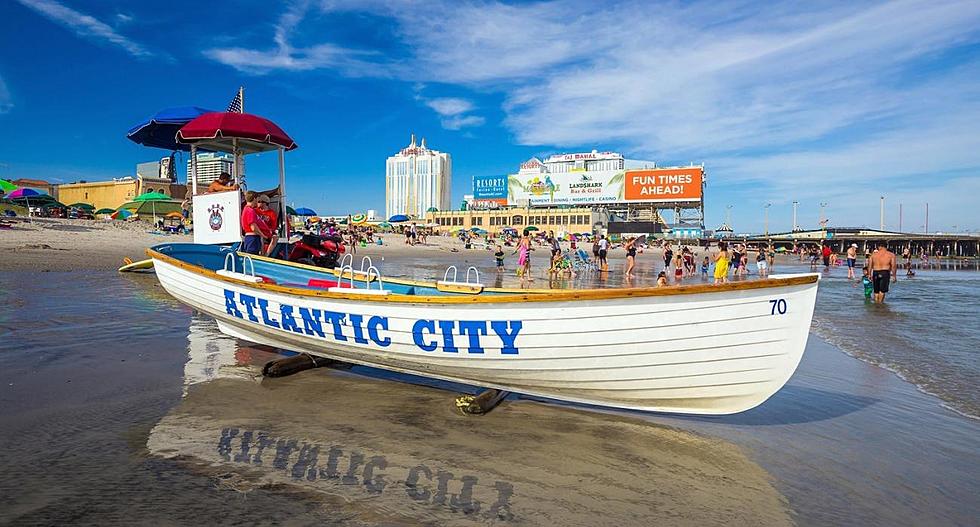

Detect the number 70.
[{"left": 769, "top": 299, "right": 787, "bottom": 315}]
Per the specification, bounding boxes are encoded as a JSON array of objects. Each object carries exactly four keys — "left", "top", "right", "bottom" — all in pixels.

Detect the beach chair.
[{"left": 573, "top": 248, "right": 597, "bottom": 272}]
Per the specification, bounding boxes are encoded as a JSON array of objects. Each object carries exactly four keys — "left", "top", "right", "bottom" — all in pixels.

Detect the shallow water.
[
  {"left": 369, "top": 248, "right": 980, "bottom": 419},
  {"left": 0, "top": 270, "right": 978, "bottom": 526},
  {"left": 807, "top": 266, "right": 980, "bottom": 419}
]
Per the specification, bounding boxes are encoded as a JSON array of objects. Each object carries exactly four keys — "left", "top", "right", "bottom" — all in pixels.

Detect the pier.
[{"left": 731, "top": 227, "right": 980, "bottom": 258}]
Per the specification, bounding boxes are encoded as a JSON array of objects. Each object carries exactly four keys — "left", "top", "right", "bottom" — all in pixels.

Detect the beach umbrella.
[
  {"left": 525, "top": 225, "right": 540, "bottom": 231},
  {"left": 95, "top": 208, "right": 115, "bottom": 215},
  {"left": 127, "top": 106, "right": 217, "bottom": 152},
  {"left": 68, "top": 202, "right": 95, "bottom": 211},
  {"left": 472, "top": 228, "right": 488, "bottom": 235},
  {"left": 6, "top": 188, "right": 42, "bottom": 199},
  {"left": 378, "top": 221, "right": 392, "bottom": 228},
  {"left": 351, "top": 213, "right": 367, "bottom": 224},
  {"left": 133, "top": 191, "right": 170, "bottom": 201},
  {"left": 111, "top": 209, "right": 132, "bottom": 220},
  {"left": 0, "top": 179, "right": 17, "bottom": 192},
  {"left": 388, "top": 214, "right": 409, "bottom": 223},
  {"left": 177, "top": 111, "right": 298, "bottom": 153},
  {"left": 286, "top": 206, "right": 298, "bottom": 216},
  {"left": 294, "top": 207, "right": 317, "bottom": 216},
  {"left": 132, "top": 191, "right": 170, "bottom": 222}
]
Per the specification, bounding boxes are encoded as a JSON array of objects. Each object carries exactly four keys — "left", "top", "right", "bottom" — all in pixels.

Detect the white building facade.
[
  {"left": 385, "top": 134, "right": 452, "bottom": 219},
  {"left": 186, "top": 152, "right": 234, "bottom": 186},
  {"left": 542, "top": 150, "right": 624, "bottom": 173}
]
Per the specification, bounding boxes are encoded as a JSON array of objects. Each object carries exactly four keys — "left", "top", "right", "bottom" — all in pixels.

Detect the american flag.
[{"left": 226, "top": 87, "right": 243, "bottom": 113}]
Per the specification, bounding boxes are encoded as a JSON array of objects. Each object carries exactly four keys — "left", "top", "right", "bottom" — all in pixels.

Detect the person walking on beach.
[
  {"left": 846, "top": 243, "right": 858, "bottom": 279},
  {"left": 598, "top": 235, "right": 609, "bottom": 271},
  {"left": 868, "top": 242, "right": 897, "bottom": 303},
  {"left": 713, "top": 242, "right": 729, "bottom": 284},
  {"left": 515, "top": 230, "right": 533, "bottom": 281},
  {"left": 624, "top": 236, "right": 637, "bottom": 278},
  {"left": 663, "top": 242, "right": 673, "bottom": 272}
]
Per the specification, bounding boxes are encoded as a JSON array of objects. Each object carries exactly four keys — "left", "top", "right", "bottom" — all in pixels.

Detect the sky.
[{"left": 1, "top": 0, "right": 979, "bottom": 233}]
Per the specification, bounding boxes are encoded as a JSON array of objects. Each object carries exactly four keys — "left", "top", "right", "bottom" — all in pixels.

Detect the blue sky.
[{"left": 1, "top": 0, "right": 979, "bottom": 233}]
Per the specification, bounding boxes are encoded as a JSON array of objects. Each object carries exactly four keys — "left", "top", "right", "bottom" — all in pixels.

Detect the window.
[
  {"left": 473, "top": 217, "right": 483, "bottom": 226},
  {"left": 512, "top": 215, "right": 524, "bottom": 225}
]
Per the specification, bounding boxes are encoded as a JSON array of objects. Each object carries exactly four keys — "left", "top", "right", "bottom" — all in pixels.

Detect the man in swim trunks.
[
  {"left": 846, "top": 243, "right": 858, "bottom": 279},
  {"left": 867, "top": 242, "right": 897, "bottom": 303}
]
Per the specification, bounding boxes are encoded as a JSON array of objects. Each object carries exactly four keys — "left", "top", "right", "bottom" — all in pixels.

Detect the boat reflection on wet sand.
[{"left": 147, "top": 316, "right": 793, "bottom": 526}]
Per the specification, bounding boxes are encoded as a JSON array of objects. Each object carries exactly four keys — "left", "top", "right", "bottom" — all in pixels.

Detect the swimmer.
[
  {"left": 861, "top": 267, "right": 873, "bottom": 300},
  {"left": 867, "top": 242, "right": 897, "bottom": 303}
]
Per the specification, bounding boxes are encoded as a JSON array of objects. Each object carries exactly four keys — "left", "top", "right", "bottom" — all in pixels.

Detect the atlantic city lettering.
[
  {"left": 223, "top": 289, "right": 523, "bottom": 354},
  {"left": 218, "top": 428, "right": 515, "bottom": 521}
]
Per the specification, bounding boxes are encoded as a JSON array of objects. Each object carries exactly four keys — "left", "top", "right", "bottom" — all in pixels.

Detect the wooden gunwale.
[{"left": 147, "top": 248, "right": 818, "bottom": 305}]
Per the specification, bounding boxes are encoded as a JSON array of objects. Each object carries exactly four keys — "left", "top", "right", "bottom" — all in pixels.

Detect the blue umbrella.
[
  {"left": 388, "top": 214, "right": 409, "bottom": 222},
  {"left": 294, "top": 207, "right": 317, "bottom": 216},
  {"left": 127, "top": 106, "right": 216, "bottom": 151}
]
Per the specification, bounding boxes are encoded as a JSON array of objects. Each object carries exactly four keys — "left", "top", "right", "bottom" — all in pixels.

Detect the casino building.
[
  {"left": 429, "top": 149, "right": 705, "bottom": 238},
  {"left": 385, "top": 134, "right": 452, "bottom": 219}
]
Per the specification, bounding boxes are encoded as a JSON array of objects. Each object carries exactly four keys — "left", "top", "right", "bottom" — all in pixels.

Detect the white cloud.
[
  {"left": 419, "top": 96, "right": 484, "bottom": 129},
  {"left": 424, "top": 97, "right": 473, "bottom": 117},
  {"left": 15, "top": 0, "right": 155, "bottom": 58},
  {"left": 203, "top": 0, "right": 385, "bottom": 76},
  {"left": 440, "top": 114, "right": 485, "bottom": 130},
  {"left": 203, "top": 0, "right": 980, "bottom": 228}
]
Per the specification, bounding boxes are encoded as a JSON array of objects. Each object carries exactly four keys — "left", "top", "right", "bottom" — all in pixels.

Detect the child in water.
[
  {"left": 861, "top": 266, "right": 873, "bottom": 300},
  {"left": 657, "top": 271, "right": 669, "bottom": 287},
  {"left": 701, "top": 256, "right": 709, "bottom": 278},
  {"left": 494, "top": 245, "right": 505, "bottom": 272}
]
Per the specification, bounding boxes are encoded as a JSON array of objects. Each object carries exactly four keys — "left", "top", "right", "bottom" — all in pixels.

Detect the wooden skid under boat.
[{"left": 147, "top": 243, "right": 819, "bottom": 415}]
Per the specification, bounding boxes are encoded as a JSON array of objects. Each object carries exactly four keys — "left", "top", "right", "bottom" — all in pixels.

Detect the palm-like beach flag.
[{"left": 226, "top": 86, "right": 244, "bottom": 113}]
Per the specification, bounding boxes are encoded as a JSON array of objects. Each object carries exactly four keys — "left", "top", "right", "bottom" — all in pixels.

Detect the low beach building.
[
  {"left": 57, "top": 175, "right": 186, "bottom": 211},
  {"left": 426, "top": 207, "right": 597, "bottom": 235}
]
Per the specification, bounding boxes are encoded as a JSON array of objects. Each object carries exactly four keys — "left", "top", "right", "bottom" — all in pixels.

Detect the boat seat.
[
  {"left": 216, "top": 269, "right": 263, "bottom": 283},
  {"left": 436, "top": 281, "right": 484, "bottom": 294},
  {"left": 307, "top": 278, "right": 353, "bottom": 289},
  {"left": 326, "top": 287, "right": 391, "bottom": 296}
]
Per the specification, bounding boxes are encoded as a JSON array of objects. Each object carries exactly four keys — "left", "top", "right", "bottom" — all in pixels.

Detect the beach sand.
[{"left": 1, "top": 222, "right": 977, "bottom": 525}]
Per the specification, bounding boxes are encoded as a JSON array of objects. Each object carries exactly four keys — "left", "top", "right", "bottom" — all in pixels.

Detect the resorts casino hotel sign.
[{"left": 506, "top": 167, "right": 704, "bottom": 206}]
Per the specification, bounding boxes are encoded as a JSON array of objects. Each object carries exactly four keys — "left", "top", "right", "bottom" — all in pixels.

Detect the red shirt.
[
  {"left": 822, "top": 246, "right": 832, "bottom": 257},
  {"left": 258, "top": 208, "right": 278, "bottom": 235},
  {"left": 241, "top": 205, "right": 272, "bottom": 238}
]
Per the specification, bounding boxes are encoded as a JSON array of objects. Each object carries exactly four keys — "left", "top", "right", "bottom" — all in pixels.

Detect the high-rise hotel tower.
[{"left": 385, "top": 134, "right": 451, "bottom": 219}]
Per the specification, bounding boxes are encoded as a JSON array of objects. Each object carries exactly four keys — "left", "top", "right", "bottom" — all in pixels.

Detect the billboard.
[
  {"left": 623, "top": 167, "right": 703, "bottom": 202},
  {"left": 506, "top": 167, "right": 703, "bottom": 206},
  {"left": 472, "top": 175, "right": 508, "bottom": 206}
]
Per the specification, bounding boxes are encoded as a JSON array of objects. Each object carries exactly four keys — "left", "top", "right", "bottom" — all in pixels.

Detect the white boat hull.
[{"left": 151, "top": 255, "right": 818, "bottom": 415}]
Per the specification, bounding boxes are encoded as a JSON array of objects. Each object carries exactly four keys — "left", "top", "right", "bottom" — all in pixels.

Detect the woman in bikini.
[{"left": 624, "top": 237, "right": 637, "bottom": 278}]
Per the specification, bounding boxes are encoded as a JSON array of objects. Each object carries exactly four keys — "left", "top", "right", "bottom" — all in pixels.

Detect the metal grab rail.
[
  {"left": 360, "top": 256, "right": 373, "bottom": 274},
  {"left": 242, "top": 255, "right": 256, "bottom": 277},
  {"left": 443, "top": 265, "right": 458, "bottom": 283},
  {"left": 465, "top": 266, "right": 480, "bottom": 285},
  {"left": 223, "top": 253, "right": 237, "bottom": 274},
  {"left": 338, "top": 252, "right": 353, "bottom": 271},
  {"left": 365, "top": 266, "right": 384, "bottom": 292}
]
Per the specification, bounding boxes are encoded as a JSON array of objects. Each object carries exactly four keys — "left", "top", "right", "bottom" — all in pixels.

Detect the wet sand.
[{"left": 1, "top": 230, "right": 978, "bottom": 525}]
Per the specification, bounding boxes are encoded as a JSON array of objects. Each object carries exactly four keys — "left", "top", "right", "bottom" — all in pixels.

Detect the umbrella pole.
[
  {"left": 190, "top": 145, "right": 198, "bottom": 195},
  {"left": 278, "top": 146, "right": 286, "bottom": 238}
]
